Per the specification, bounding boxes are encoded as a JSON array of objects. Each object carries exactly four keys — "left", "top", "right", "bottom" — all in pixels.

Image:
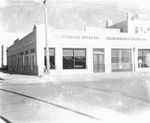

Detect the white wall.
[{"left": 36, "top": 26, "right": 150, "bottom": 76}]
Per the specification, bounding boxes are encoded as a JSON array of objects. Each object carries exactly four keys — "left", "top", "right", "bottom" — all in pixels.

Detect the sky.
[{"left": 0, "top": 0, "right": 150, "bottom": 33}]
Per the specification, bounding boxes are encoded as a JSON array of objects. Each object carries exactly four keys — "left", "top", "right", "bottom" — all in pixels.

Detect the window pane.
[
  {"left": 74, "top": 49, "right": 86, "bottom": 69},
  {"left": 94, "top": 49, "right": 104, "bottom": 54},
  {"left": 50, "top": 55, "right": 55, "bottom": 69},
  {"left": 125, "top": 50, "right": 129, "bottom": 57},
  {"left": 31, "top": 49, "right": 35, "bottom": 53},
  {"left": 44, "top": 48, "right": 55, "bottom": 69},
  {"left": 138, "top": 50, "right": 142, "bottom": 56},
  {"left": 63, "top": 49, "right": 73, "bottom": 56},
  {"left": 63, "top": 49, "right": 74, "bottom": 69},
  {"left": 111, "top": 57, "right": 115, "bottom": 63},
  {"left": 122, "top": 50, "right": 125, "bottom": 57},
  {"left": 63, "top": 49, "right": 86, "bottom": 69},
  {"left": 49, "top": 49, "right": 55, "bottom": 56},
  {"left": 135, "top": 27, "right": 138, "bottom": 33},
  {"left": 111, "top": 50, "right": 116, "bottom": 57}
]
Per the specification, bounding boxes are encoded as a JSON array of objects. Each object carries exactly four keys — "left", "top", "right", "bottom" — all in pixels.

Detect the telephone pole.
[{"left": 43, "top": 0, "right": 50, "bottom": 75}]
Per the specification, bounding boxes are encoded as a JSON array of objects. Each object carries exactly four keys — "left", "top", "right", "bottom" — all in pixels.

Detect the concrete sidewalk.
[
  {"left": 0, "top": 71, "right": 50, "bottom": 84},
  {"left": 1, "top": 70, "right": 150, "bottom": 84},
  {"left": 1, "top": 71, "right": 150, "bottom": 123}
]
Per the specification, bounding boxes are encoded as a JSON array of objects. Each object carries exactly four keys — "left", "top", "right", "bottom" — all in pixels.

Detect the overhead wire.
[
  {"left": 4, "top": 0, "right": 42, "bottom": 6},
  {"left": 49, "top": 1, "right": 126, "bottom": 16},
  {"left": 6, "top": 0, "right": 31, "bottom": 32},
  {"left": 5, "top": 0, "right": 128, "bottom": 32},
  {"left": 5, "top": 0, "right": 127, "bottom": 15},
  {"left": 13, "top": 2, "right": 43, "bottom": 31}
]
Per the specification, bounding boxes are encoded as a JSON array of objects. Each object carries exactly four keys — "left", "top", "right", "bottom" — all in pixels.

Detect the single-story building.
[{"left": 7, "top": 24, "right": 150, "bottom": 76}]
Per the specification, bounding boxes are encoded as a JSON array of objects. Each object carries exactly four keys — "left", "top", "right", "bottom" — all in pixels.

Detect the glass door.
[{"left": 93, "top": 49, "right": 105, "bottom": 72}]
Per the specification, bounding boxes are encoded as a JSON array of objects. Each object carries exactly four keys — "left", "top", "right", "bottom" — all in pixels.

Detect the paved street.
[{"left": 0, "top": 71, "right": 150, "bottom": 123}]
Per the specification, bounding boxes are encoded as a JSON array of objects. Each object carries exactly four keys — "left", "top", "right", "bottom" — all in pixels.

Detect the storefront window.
[
  {"left": 111, "top": 49, "right": 131, "bottom": 71},
  {"left": 138, "top": 49, "right": 150, "bottom": 68},
  {"left": 63, "top": 48, "right": 86, "bottom": 69},
  {"left": 111, "top": 49, "right": 130, "bottom": 63},
  {"left": 44, "top": 48, "right": 55, "bottom": 69}
]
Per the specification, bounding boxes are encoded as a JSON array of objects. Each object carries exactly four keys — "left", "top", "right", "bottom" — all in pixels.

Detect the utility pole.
[{"left": 43, "top": 0, "right": 50, "bottom": 75}]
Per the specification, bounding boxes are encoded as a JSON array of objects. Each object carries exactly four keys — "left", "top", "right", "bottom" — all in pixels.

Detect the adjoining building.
[
  {"left": 107, "top": 11, "right": 150, "bottom": 34},
  {"left": 7, "top": 12, "right": 150, "bottom": 76}
]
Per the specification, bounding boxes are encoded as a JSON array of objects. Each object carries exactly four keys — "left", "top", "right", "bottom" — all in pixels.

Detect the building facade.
[
  {"left": 7, "top": 26, "right": 37, "bottom": 75},
  {"left": 7, "top": 24, "right": 150, "bottom": 76},
  {"left": 0, "top": 32, "right": 25, "bottom": 69}
]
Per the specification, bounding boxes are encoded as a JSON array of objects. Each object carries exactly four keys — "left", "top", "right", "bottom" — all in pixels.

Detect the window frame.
[
  {"left": 44, "top": 48, "right": 55, "bottom": 70},
  {"left": 63, "top": 48, "right": 86, "bottom": 69}
]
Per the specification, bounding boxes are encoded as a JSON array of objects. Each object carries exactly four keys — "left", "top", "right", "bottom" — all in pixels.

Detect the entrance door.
[{"left": 93, "top": 49, "right": 105, "bottom": 72}]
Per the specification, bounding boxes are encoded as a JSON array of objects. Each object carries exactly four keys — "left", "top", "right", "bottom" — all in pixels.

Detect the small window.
[
  {"left": 44, "top": 48, "right": 55, "bottom": 69},
  {"left": 120, "top": 28, "right": 123, "bottom": 32},
  {"left": 25, "top": 51, "right": 29, "bottom": 54},
  {"left": 31, "top": 49, "right": 35, "bottom": 53}
]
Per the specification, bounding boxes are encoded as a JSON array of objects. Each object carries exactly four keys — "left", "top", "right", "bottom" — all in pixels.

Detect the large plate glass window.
[
  {"left": 138, "top": 49, "right": 150, "bottom": 68},
  {"left": 111, "top": 49, "right": 131, "bottom": 71},
  {"left": 63, "top": 48, "right": 86, "bottom": 69}
]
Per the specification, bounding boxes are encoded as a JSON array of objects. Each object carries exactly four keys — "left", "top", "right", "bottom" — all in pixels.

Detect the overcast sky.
[{"left": 0, "top": 0, "right": 150, "bottom": 33}]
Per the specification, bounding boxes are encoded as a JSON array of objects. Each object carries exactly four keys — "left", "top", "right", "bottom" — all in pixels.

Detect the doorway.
[{"left": 93, "top": 49, "right": 105, "bottom": 72}]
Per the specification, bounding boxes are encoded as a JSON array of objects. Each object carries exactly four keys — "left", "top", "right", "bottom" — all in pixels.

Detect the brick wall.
[{"left": 7, "top": 26, "right": 38, "bottom": 75}]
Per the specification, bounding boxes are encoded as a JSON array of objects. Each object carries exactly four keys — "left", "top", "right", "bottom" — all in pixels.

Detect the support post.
[{"left": 43, "top": 0, "right": 50, "bottom": 75}]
